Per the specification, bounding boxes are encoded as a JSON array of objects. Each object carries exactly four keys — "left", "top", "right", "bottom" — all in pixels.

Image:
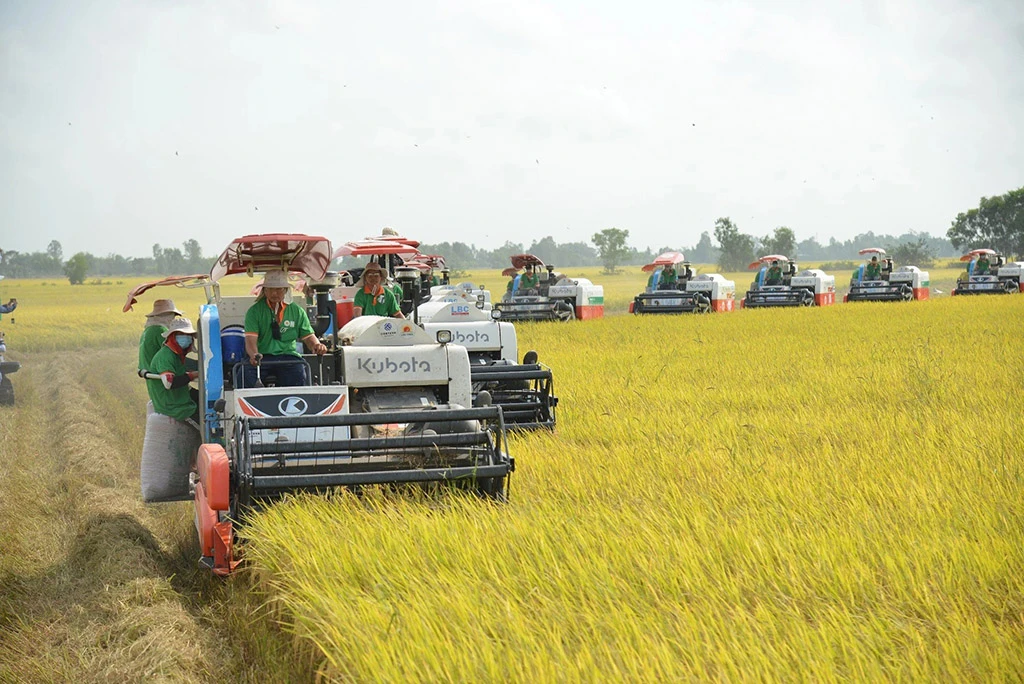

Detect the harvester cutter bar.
[
  {"left": 250, "top": 430, "right": 492, "bottom": 455},
  {"left": 245, "top": 406, "right": 502, "bottom": 430},
  {"left": 252, "top": 464, "right": 512, "bottom": 491}
]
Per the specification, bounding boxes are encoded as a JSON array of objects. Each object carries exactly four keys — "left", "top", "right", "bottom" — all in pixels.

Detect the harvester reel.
[{"left": 553, "top": 300, "right": 575, "bottom": 321}]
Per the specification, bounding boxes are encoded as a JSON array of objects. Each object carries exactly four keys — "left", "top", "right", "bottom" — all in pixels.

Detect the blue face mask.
[{"left": 174, "top": 334, "right": 193, "bottom": 349}]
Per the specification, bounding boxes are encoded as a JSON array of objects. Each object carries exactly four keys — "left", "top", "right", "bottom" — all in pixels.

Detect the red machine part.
[{"left": 194, "top": 443, "right": 238, "bottom": 576}]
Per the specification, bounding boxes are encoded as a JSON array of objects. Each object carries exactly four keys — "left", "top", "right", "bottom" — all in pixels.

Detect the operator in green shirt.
[
  {"left": 354, "top": 262, "right": 405, "bottom": 318},
  {"left": 148, "top": 318, "right": 200, "bottom": 425},
  {"left": 138, "top": 298, "right": 182, "bottom": 379},
  {"left": 864, "top": 256, "right": 882, "bottom": 280},
  {"left": 519, "top": 263, "right": 541, "bottom": 294},
  {"left": 765, "top": 260, "right": 784, "bottom": 286},
  {"left": 243, "top": 270, "right": 327, "bottom": 388},
  {"left": 975, "top": 254, "right": 991, "bottom": 275},
  {"left": 658, "top": 265, "right": 678, "bottom": 289}
]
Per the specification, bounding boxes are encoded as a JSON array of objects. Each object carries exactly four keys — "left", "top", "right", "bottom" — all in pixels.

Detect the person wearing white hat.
[
  {"left": 243, "top": 270, "right": 327, "bottom": 387},
  {"left": 353, "top": 262, "right": 404, "bottom": 318},
  {"left": 138, "top": 298, "right": 183, "bottom": 378},
  {"left": 147, "top": 317, "right": 200, "bottom": 425}
]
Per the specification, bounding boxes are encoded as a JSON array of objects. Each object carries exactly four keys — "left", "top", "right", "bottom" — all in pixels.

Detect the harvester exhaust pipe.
[{"left": 395, "top": 266, "right": 421, "bottom": 324}]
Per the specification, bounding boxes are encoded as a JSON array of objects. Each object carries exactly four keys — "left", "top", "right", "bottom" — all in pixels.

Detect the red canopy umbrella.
[
  {"left": 407, "top": 254, "right": 447, "bottom": 269},
  {"left": 960, "top": 248, "right": 998, "bottom": 261},
  {"left": 642, "top": 251, "right": 686, "bottom": 272},
  {"left": 858, "top": 247, "right": 887, "bottom": 256},
  {"left": 332, "top": 240, "right": 421, "bottom": 260},
  {"left": 748, "top": 255, "right": 790, "bottom": 270},
  {"left": 210, "top": 234, "right": 332, "bottom": 282},
  {"left": 123, "top": 274, "right": 209, "bottom": 313},
  {"left": 501, "top": 267, "right": 520, "bottom": 278},
  {"left": 509, "top": 254, "right": 546, "bottom": 270},
  {"left": 365, "top": 235, "right": 421, "bottom": 248}
]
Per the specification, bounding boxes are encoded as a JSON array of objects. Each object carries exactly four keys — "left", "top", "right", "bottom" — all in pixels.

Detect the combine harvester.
[
  {"left": 495, "top": 254, "right": 604, "bottom": 321},
  {"left": 952, "top": 248, "right": 1024, "bottom": 296},
  {"left": 0, "top": 275, "right": 18, "bottom": 405},
  {"left": 742, "top": 255, "right": 836, "bottom": 308},
  {"left": 137, "top": 234, "right": 513, "bottom": 576},
  {"left": 417, "top": 298, "right": 557, "bottom": 430},
  {"left": 629, "top": 252, "right": 736, "bottom": 314},
  {"left": 845, "top": 248, "right": 929, "bottom": 302}
]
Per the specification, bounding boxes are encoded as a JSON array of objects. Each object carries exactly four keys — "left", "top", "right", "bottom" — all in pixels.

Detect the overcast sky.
[{"left": 2, "top": 0, "right": 1022, "bottom": 259}]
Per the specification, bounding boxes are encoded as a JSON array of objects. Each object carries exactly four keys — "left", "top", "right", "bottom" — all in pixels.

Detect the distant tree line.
[
  {"left": 0, "top": 221, "right": 970, "bottom": 283},
  {"left": 0, "top": 240, "right": 214, "bottom": 282}
]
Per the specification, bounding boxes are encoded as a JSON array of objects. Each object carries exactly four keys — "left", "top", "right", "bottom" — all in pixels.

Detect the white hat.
[
  {"left": 146, "top": 299, "right": 183, "bottom": 317},
  {"left": 261, "top": 270, "right": 290, "bottom": 289},
  {"left": 162, "top": 317, "right": 197, "bottom": 337}
]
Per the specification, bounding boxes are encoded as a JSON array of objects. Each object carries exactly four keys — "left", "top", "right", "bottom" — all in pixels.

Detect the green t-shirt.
[
  {"left": 244, "top": 299, "right": 314, "bottom": 358},
  {"left": 975, "top": 258, "right": 990, "bottom": 274},
  {"left": 354, "top": 287, "right": 400, "bottom": 317},
  {"left": 148, "top": 345, "right": 196, "bottom": 421},
  {"left": 138, "top": 325, "right": 166, "bottom": 372},
  {"left": 520, "top": 272, "right": 540, "bottom": 289},
  {"left": 765, "top": 266, "right": 783, "bottom": 284},
  {"left": 660, "top": 268, "right": 678, "bottom": 286}
]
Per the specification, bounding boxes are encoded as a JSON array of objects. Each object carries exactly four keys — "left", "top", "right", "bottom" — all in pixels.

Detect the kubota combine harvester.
[
  {"left": 845, "top": 248, "right": 929, "bottom": 303},
  {"left": 952, "top": 248, "right": 1024, "bottom": 296},
  {"left": 742, "top": 255, "right": 836, "bottom": 308},
  {"left": 630, "top": 251, "right": 736, "bottom": 314},
  {"left": 495, "top": 254, "right": 604, "bottom": 321},
  {"left": 134, "top": 234, "right": 513, "bottom": 576}
]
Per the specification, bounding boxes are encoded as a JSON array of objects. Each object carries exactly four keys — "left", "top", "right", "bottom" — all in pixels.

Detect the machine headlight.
[
  {"left": 490, "top": 309, "right": 502, "bottom": 320},
  {"left": 436, "top": 330, "right": 453, "bottom": 344}
]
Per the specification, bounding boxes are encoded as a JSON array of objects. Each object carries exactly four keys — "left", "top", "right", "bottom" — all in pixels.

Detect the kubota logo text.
[
  {"left": 453, "top": 330, "right": 489, "bottom": 343},
  {"left": 356, "top": 357, "right": 431, "bottom": 373}
]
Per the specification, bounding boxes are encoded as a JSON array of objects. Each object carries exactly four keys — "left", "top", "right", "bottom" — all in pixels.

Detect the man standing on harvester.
[
  {"left": 244, "top": 269, "right": 327, "bottom": 387},
  {"left": 138, "top": 299, "right": 182, "bottom": 378}
]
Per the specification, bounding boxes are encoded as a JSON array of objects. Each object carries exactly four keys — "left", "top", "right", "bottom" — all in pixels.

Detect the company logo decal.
[
  {"left": 356, "top": 357, "right": 431, "bottom": 373},
  {"left": 453, "top": 330, "right": 490, "bottom": 343},
  {"left": 278, "top": 397, "right": 308, "bottom": 416}
]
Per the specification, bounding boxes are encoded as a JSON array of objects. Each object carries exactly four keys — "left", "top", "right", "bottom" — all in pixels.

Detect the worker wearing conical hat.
[
  {"left": 354, "top": 262, "right": 404, "bottom": 318},
  {"left": 244, "top": 270, "right": 327, "bottom": 388},
  {"left": 148, "top": 317, "right": 200, "bottom": 426},
  {"left": 138, "top": 298, "right": 182, "bottom": 377}
]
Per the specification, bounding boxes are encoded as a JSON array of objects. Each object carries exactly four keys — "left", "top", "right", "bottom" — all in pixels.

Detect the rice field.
[{"left": 0, "top": 273, "right": 1020, "bottom": 682}]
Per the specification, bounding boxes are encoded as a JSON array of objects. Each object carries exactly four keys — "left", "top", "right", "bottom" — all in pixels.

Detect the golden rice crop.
[{"left": 243, "top": 295, "right": 1024, "bottom": 681}]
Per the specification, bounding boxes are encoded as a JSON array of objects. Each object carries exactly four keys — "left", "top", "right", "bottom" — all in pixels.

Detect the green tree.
[
  {"left": 592, "top": 228, "right": 630, "bottom": 274},
  {"left": 714, "top": 218, "right": 756, "bottom": 271},
  {"left": 947, "top": 186, "right": 1024, "bottom": 257},
  {"left": 47, "top": 240, "right": 63, "bottom": 267},
  {"left": 889, "top": 237, "right": 935, "bottom": 267},
  {"left": 689, "top": 231, "right": 719, "bottom": 264},
  {"left": 760, "top": 226, "right": 797, "bottom": 258},
  {"left": 64, "top": 252, "right": 89, "bottom": 285}
]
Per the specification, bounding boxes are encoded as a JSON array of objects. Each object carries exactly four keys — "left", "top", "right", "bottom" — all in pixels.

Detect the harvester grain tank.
[
  {"left": 138, "top": 234, "right": 513, "bottom": 576},
  {"left": 845, "top": 248, "right": 929, "bottom": 302},
  {"left": 952, "top": 249, "right": 1024, "bottom": 295},
  {"left": 630, "top": 252, "right": 736, "bottom": 314},
  {"left": 742, "top": 255, "right": 835, "bottom": 308},
  {"left": 496, "top": 254, "right": 603, "bottom": 321}
]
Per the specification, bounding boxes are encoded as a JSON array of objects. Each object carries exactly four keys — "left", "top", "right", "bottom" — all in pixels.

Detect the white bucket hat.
[
  {"left": 146, "top": 299, "right": 183, "bottom": 317},
  {"left": 162, "top": 317, "right": 197, "bottom": 338},
  {"left": 261, "top": 270, "right": 290, "bottom": 289}
]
